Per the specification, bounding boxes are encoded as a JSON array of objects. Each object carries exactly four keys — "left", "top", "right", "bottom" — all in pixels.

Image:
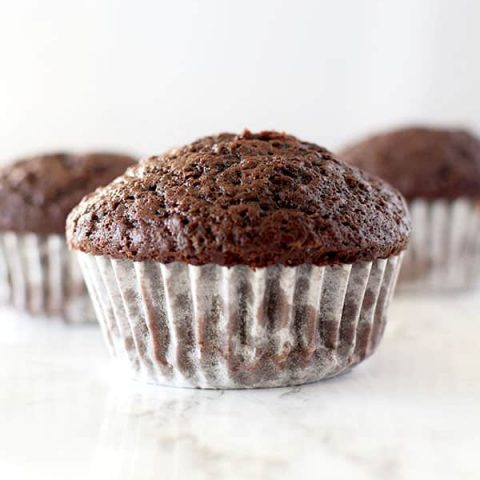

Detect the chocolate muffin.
[
  {"left": 0, "top": 152, "right": 136, "bottom": 321},
  {"left": 341, "top": 126, "right": 480, "bottom": 290},
  {"left": 67, "top": 131, "right": 410, "bottom": 388}
]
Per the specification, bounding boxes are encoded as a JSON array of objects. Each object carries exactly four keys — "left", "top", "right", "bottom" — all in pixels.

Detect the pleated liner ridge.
[
  {"left": 399, "top": 199, "right": 480, "bottom": 291},
  {"left": 0, "top": 232, "right": 95, "bottom": 322},
  {"left": 78, "top": 252, "right": 403, "bottom": 389}
]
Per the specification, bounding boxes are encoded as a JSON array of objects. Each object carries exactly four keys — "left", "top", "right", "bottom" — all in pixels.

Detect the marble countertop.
[{"left": 1, "top": 293, "right": 479, "bottom": 480}]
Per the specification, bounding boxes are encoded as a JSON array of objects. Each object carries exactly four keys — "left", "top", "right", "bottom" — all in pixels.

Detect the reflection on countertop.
[{"left": 0, "top": 294, "right": 480, "bottom": 480}]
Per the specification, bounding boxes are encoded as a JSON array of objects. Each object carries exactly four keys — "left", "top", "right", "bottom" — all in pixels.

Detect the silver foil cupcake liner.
[
  {"left": 78, "top": 252, "right": 403, "bottom": 389},
  {"left": 399, "top": 199, "right": 480, "bottom": 291},
  {"left": 0, "top": 232, "right": 95, "bottom": 323}
]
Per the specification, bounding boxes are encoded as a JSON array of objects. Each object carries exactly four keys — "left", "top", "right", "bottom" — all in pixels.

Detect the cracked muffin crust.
[{"left": 67, "top": 131, "right": 410, "bottom": 267}]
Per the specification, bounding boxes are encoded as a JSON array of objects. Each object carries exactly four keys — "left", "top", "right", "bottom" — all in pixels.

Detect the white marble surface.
[{"left": 0, "top": 293, "right": 479, "bottom": 480}]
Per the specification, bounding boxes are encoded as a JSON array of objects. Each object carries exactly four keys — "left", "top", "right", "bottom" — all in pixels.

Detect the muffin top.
[
  {"left": 340, "top": 126, "right": 480, "bottom": 200},
  {"left": 0, "top": 152, "right": 136, "bottom": 235},
  {"left": 67, "top": 131, "right": 410, "bottom": 268}
]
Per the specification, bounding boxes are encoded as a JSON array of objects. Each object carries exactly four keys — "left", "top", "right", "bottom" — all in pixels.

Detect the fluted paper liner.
[
  {"left": 399, "top": 199, "right": 480, "bottom": 291},
  {"left": 78, "top": 253, "right": 402, "bottom": 389},
  {"left": 0, "top": 232, "right": 95, "bottom": 323}
]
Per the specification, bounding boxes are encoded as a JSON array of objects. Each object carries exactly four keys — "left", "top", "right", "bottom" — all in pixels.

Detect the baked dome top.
[
  {"left": 67, "top": 131, "right": 410, "bottom": 267},
  {"left": 341, "top": 127, "right": 480, "bottom": 200},
  {"left": 0, "top": 152, "right": 136, "bottom": 234}
]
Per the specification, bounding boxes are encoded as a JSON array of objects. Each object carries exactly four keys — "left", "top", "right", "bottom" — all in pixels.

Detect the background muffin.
[
  {"left": 341, "top": 127, "right": 480, "bottom": 291},
  {"left": 67, "top": 130, "right": 409, "bottom": 388},
  {"left": 0, "top": 152, "right": 136, "bottom": 322}
]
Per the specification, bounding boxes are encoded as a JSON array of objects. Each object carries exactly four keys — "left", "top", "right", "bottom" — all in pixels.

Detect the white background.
[{"left": 0, "top": 0, "right": 479, "bottom": 160}]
